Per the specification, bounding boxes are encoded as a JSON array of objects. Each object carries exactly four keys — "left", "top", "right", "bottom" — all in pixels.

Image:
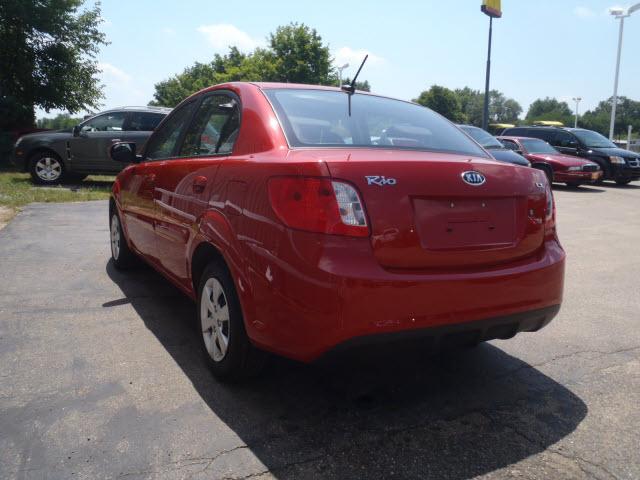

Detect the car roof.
[
  {"left": 498, "top": 136, "right": 545, "bottom": 141},
  {"left": 108, "top": 105, "right": 172, "bottom": 113},
  {"left": 95, "top": 106, "right": 172, "bottom": 115}
]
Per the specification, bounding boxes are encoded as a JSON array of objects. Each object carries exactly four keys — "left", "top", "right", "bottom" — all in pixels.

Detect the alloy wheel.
[
  {"left": 110, "top": 215, "right": 120, "bottom": 260},
  {"left": 35, "top": 156, "right": 62, "bottom": 182}
]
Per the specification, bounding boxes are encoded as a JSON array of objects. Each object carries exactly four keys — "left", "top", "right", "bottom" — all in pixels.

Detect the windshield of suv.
[
  {"left": 459, "top": 125, "right": 504, "bottom": 149},
  {"left": 572, "top": 129, "right": 616, "bottom": 148},
  {"left": 520, "top": 138, "right": 559, "bottom": 154},
  {"left": 264, "top": 89, "right": 488, "bottom": 157}
]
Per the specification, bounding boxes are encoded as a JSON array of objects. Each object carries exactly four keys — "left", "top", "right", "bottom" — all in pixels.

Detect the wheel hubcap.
[
  {"left": 35, "top": 157, "right": 62, "bottom": 181},
  {"left": 200, "top": 277, "right": 230, "bottom": 362},
  {"left": 110, "top": 215, "right": 120, "bottom": 260}
]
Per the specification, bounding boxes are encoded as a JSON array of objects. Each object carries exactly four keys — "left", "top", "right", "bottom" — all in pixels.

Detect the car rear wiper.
[{"left": 341, "top": 55, "right": 368, "bottom": 116}]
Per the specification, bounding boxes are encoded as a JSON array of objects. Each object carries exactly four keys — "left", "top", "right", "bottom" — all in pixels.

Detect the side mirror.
[
  {"left": 110, "top": 142, "right": 139, "bottom": 163},
  {"left": 73, "top": 125, "right": 81, "bottom": 137}
]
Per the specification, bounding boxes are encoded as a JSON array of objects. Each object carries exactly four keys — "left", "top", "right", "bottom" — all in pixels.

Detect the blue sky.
[{"left": 39, "top": 0, "right": 640, "bottom": 119}]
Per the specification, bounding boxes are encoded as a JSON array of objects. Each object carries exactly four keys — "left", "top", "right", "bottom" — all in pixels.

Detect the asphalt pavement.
[{"left": 1, "top": 183, "right": 639, "bottom": 479}]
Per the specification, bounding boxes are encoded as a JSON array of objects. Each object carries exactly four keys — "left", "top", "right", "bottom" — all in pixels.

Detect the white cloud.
[
  {"left": 333, "top": 47, "right": 385, "bottom": 71},
  {"left": 161, "top": 27, "right": 176, "bottom": 36},
  {"left": 574, "top": 6, "right": 596, "bottom": 17},
  {"left": 98, "top": 62, "right": 131, "bottom": 83},
  {"left": 197, "top": 24, "right": 261, "bottom": 52}
]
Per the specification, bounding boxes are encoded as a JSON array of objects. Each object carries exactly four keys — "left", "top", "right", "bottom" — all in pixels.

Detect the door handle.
[{"left": 192, "top": 176, "right": 207, "bottom": 193}]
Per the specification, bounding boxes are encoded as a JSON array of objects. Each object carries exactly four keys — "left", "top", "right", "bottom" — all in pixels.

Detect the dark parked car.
[
  {"left": 458, "top": 125, "right": 530, "bottom": 167},
  {"left": 498, "top": 136, "right": 602, "bottom": 187},
  {"left": 13, "top": 106, "right": 171, "bottom": 184},
  {"left": 501, "top": 126, "right": 640, "bottom": 185}
]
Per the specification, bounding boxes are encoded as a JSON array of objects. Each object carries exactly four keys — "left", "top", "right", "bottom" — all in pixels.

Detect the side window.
[
  {"left": 126, "top": 112, "right": 166, "bottom": 132},
  {"left": 527, "top": 129, "right": 554, "bottom": 142},
  {"left": 501, "top": 139, "right": 519, "bottom": 151},
  {"left": 180, "top": 94, "right": 240, "bottom": 157},
  {"left": 553, "top": 131, "right": 578, "bottom": 148},
  {"left": 144, "top": 101, "right": 197, "bottom": 160},
  {"left": 81, "top": 112, "right": 126, "bottom": 132}
]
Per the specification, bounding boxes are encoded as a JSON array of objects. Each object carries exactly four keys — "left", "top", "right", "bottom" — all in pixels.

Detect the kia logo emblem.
[{"left": 461, "top": 171, "right": 486, "bottom": 186}]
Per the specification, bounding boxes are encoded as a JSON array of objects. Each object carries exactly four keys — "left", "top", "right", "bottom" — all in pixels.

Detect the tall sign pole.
[{"left": 481, "top": 0, "right": 502, "bottom": 130}]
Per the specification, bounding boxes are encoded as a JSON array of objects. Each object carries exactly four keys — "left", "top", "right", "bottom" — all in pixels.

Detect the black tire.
[
  {"left": 537, "top": 165, "right": 553, "bottom": 185},
  {"left": 565, "top": 182, "right": 581, "bottom": 188},
  {"left": 109, "top": 210, "right": 137, "bottom": 270},
  {"left": 615, "top": 178, "right": 632, "bottom": 186},
  {"left": 197, "top": 261, "right": 266, "bottom": 382},
  {"left": 29, "top": 151, "right": 66, "bottom": 185}
]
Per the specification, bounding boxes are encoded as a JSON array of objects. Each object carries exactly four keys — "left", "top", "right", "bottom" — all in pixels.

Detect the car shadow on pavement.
[{"left": 105, "top": 260, "right": 587, "bottom": 479}]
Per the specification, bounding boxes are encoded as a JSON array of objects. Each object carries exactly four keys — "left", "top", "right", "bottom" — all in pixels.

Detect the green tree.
[
  {"left": 150, "top": 23, "right": 336, "bottom": 108},
  {"left": 525, "top": 97, "right": 573, "bottom": 126},
  {"left": 0, "top": 0, "right": 107, "bottom": 129},
  {"left": 266, "top": 23, "right": 333, "bottom": 84},
  {"left": 342, "top": 77, "right": 371, "bottom": 92},
  {"left": 453, "top": 87, "right": 521, "bottom": 125},
  {"left": 413, "top": 85, "right": 466, "bottom": 123},
  {"left": 36, "top": 113, "right": 84, "bottom": 130},
  {"left": 581, "top": 96, "right": 640, "bottom": 139}
]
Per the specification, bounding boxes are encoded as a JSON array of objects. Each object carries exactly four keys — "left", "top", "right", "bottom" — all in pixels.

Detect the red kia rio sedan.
[{"left": 108, "top": 83, "right": 565, "bottom": 380}]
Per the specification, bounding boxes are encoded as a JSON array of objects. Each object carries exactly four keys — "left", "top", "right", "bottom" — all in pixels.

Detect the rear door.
[
  {"left": 119, "top": 101, "right": 198, "bottom": 261},
  {"left": 153, "top": 92, "right": 241, "bottom": 284},
  {"left": 123, "top": 111, "right": 166, "bottom": 150}
]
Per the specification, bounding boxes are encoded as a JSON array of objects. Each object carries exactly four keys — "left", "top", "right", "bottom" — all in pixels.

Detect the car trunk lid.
[{"left": 289, "top": 148, "right": 547, "bottom": 269}]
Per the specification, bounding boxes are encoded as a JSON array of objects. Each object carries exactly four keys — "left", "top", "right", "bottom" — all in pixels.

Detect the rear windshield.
[
  {"left": 460, "top": 125, "right": 504, "bottom": 149},
  {"left": 264, "top": 89, "right": 488, "bottom": 157}
]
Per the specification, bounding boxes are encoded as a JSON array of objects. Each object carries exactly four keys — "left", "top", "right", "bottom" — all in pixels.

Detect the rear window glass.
[{"left": 264, "top": 89, "right": 488, "bottom": 158}]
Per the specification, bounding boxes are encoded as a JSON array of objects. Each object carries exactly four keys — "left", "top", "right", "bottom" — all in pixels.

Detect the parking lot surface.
[{"left": 1, "top": 183, "right": 639, "bottom": 480}]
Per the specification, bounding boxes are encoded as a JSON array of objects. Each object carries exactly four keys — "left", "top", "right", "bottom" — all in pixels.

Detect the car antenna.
[{"left": 341, "top": 54, "right": 368, "bottom": 116}]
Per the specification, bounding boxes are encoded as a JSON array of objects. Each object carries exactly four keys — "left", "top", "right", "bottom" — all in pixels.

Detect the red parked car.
[
  {"left": 109, "top": 83, "right": 565, "bottom": 380},
  {"left": 498, "top": 136, "right": 602, "bottom": 187}
]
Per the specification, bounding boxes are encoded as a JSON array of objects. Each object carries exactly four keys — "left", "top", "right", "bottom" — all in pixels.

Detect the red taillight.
[
  {"left": 544, "top": 182, "right": 557, "bottom": 240},
  {"left": 268, "top": 177, "right": 369, "bottom": 237}
]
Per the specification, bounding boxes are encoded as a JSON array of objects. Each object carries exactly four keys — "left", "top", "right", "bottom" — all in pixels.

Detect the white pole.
[
  {"left": 609, "top": 16, "right": 625, "bottom": 140},
  {"left": 573, "top": 97, "right": 581, "bottom": 128},
  {"left": 628, "top": 125, "right": 633, "bottom": 151},
  {"left": 337, "top": 63, "right": 349, "bottom": 87}
]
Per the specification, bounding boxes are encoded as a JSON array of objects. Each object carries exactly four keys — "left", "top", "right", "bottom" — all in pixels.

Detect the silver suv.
[{"left": 13, "top": 106, "right": 171, "bottom": 184}]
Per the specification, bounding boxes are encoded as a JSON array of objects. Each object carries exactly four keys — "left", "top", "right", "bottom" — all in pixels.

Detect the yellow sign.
[{"left": 481, "top": 0, "right": 502, "bottom": 18}]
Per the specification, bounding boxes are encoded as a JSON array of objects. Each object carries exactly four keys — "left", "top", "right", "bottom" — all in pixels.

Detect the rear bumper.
[
  {"left": 321, "top": 304, "right": 560, "bottom": 360},
  {"left": 244, "top": 234, "right": 565, "bottom": 362}
]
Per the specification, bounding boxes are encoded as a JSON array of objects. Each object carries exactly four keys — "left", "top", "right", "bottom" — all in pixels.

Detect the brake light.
[
  {"left": 268, "top": 177, "right": 369, "bottom": 237},
  {"left": 544, "top": 182, "right": 556, "bottom": 239}
]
